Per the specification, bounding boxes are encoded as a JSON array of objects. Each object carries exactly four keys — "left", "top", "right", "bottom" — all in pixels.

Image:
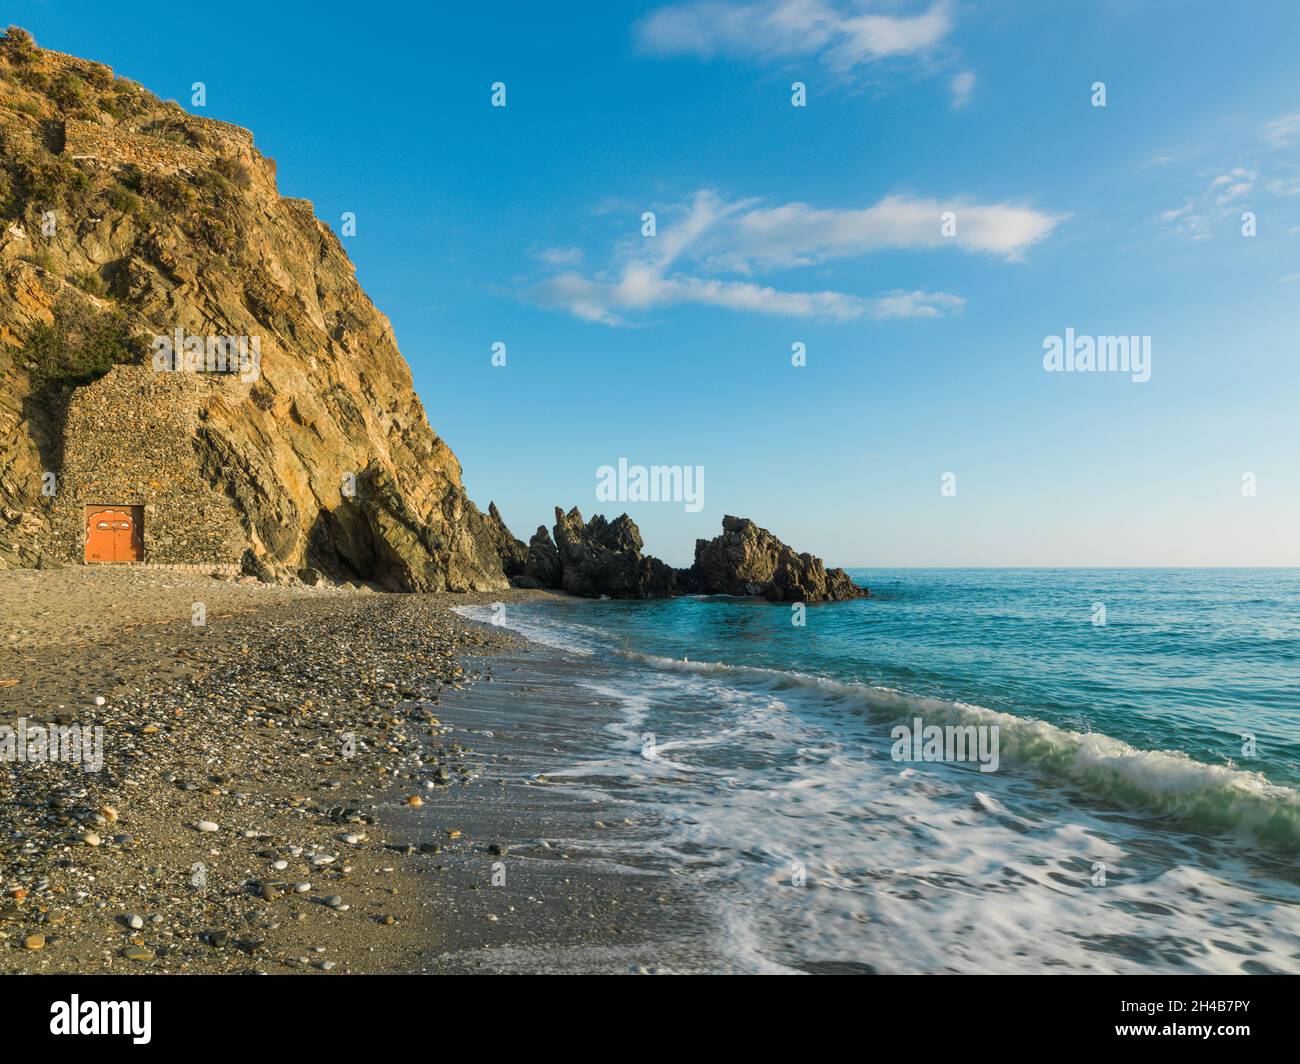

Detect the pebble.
[
  {"left": 405, "top": 796, "right": 423, "bottom": 807},
  {"left": 80, "top": 832, "right": 101, "bottom": 847},
  {"left": 125, "top": 914, "right": 144, "bottom": 930},
  {"left": 323, "top": 895, "right": 344, "bottom": 909},
  {"left": 24, "top": 934, "right": 45, "bottom": 950},
  {"left": 293, "top": 882, "right": 311, "bottom": 894},
  {"left": 195, "top": 821, "right": 220, "bottom": 833},
  {"left": 122, "top": 947, "right": 154, "bottom": 961},
  {"left": 271, "top": 859, "right": 288, "bottom": 871}
]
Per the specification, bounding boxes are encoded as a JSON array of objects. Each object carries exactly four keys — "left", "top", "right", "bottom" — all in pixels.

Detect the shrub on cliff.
[
  {"left": 22, "top": 295, "right": 147, "bottom": 388},
  {"left": 49, "top": 71, "right": 87, "bottom": 111},
  {"left": 1, "top": 26, "right": 38, "bottom": 64},
  {"left": 0, "top": 169, "right": 14, "bottom": 219},
  {"left": 14, "top": 156, "right": 91, "bottom": 212},
  {"left": 105, "top": 182, "right": 142, "bottom": 216}
]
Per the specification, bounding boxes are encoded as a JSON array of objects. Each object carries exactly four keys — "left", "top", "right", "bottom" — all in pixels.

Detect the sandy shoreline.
[{"left": 0, "top": 566, "right": 567, "bottom": 974}]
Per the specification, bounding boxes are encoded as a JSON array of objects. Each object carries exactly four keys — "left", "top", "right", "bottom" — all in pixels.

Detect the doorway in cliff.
[{"left": 85, "top": 505, "right": 143, "bottom": 563}]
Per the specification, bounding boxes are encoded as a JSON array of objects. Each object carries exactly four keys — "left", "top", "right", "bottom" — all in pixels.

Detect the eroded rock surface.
[
  {"left": 551, "top": 506, "right": 678, "bottom": 599},
  {"left": 0, "top": 30, "right": 506, "bottom": 590},
  {"left": 684, "top": 515, "right": 867, "bottom": 602},
  {"left": 507, "top": 508, "right": 865, "bottom": 603}
]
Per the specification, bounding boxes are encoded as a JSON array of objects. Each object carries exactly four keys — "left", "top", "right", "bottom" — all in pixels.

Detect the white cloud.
[
  {"left": 1160, "top": 169, "right": 1259, "bottom": 239},
  {"left": 530, "top": 270, "right": 876, "bottom": 324},
  {"left": 1265, "top": 114, "right": 1300, "bottom": 147},
  {"left": 526, "top": 188, "right": 1059, "bottom": 325},
  {"left": 718, "top": 193, "right": 1063, "bottom": 270},
  {"left": 950, "top": 70, "right": 975, "bottom": 108},
  {"left": 1162, "top": 114, "right": 1300, "bottom": 240},
  {"left": 533, "top": 245, "right": 585, "bottom": 266},
  {"left": 634, "top": 0, "right": 954, "bottom": 73},
  {"left": 868, "top": 289, "right": 966, "bottom": 318},
  {"left": 1210, "top": 167, "right": 1256, "bottom": 206}
]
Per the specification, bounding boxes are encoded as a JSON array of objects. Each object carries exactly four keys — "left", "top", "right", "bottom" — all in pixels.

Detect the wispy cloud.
[
  {"left": 526, "top": 188, "right": 1061, "bottom": 325},
  {"left": 1210, "top": 167, "right": 1256, "bottom": 206},
  {"left": 634, "top": 0, "right": 955, "bottom": 73},
  {"left": 715, "top": 193, "right": 1061, "bottom": 270},
  {"left": 1158, "top": 111, "right": 1300, "bottom": 239},
  {"left": 949, "top": 69, "right": 975, "bottom": 109},
  {"left": 533, "top": 245, "right": 585, "bottom": 266},
  {"left": 1265, "top": 113, "right": 1300, "bottom": 147},
  {"left": 530, "top": 270, "right": 876, "bottom": 324}
]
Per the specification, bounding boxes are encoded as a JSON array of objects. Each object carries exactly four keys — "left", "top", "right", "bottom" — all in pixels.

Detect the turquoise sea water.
[
  {"left": 457, "top": 569, "right": 1300, "bottom": 973},
  {"left": 568, "top": 568, "right": 1300, "bottom": 787}
]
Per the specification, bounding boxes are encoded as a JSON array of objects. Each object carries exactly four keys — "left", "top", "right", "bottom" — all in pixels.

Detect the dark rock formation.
[
  {"left": 484, "top": 501, "right": 527, "bottom": 578},
  {"left": 516, "top": 525, "right": 563, "bottom": 590},
  {"left": 684, "top": 515, "right": 867, "bottom": 602},
  {"left": 548, "top": 506, "right": 678, "bottom": 599},
  {"left": 506, "top": 508, "right": 865, "bottom": 603}
]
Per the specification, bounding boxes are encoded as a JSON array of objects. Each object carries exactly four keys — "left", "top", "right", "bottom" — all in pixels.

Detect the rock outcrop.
[
  {"left": 507, "top": 508, "right": 865, "bottom": 603},
  {"left": 0, "top": 28, "right": 507, "bottom": 589},
  {"left": 684, "top": 516, "right": 866, "bottom": 602},
  {"left": 483, "top": 502, "right": 528, "bottom": 579},
  {"left": 550, "top": 507, "right": 678, "bottom": 599},
  {"left": 516, "top": 525, "right": 563, "bottom": 590},
  {"left": 0, "top": 30, "right": 870, "bottom": 604}
]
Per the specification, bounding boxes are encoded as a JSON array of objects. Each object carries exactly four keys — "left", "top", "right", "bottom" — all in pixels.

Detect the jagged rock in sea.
[
  {"left": 507, "top": 507, "right": 865, "bottom": 603},
  {"left": 684, "top": 515, "right": 867, "bottom": 602},
  {"left": 549, "top": 506, "right": 678, "bottom": 599},
  {"left": 0, "top": 28, "right": 507, "bottom": 590}
]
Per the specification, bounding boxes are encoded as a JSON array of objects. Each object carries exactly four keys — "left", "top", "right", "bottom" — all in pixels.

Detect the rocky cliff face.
[
  {"left": 684, "top": 515, "right": 867, "bottom": 602},
  {"left": 0, "top": 30, "right": 868, "bottom": 604},
  {"left": 0, "top": 28, "right": 507, "bottom": 590}
]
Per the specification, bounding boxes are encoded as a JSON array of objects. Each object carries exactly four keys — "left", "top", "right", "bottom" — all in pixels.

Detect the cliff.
[
  {"left": 0, "top": 29, "right": 867, "bottom": 604},
  {"left": 0, "top": 28, "right": 507, "bottom": 590}
]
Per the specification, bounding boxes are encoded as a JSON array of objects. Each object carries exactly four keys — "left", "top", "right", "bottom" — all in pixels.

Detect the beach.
[
  {"left": 0, "top": 566, "right": 594, "bottom": 973},
  {"left": 5, "top": 566, "right": 1300, "bottom": 975}
]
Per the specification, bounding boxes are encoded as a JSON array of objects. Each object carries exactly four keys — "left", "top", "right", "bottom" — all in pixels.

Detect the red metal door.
[{"left": 85, "top": 507, "right": 143, "bottom": 563}]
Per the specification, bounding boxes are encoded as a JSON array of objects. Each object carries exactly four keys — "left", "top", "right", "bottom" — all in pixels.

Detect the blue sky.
[{"left": 16, "top": 1, "right": 1300, "bottom": 566}]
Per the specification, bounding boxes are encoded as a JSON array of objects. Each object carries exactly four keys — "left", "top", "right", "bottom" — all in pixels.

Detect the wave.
[
  {"left": 454, "top": 602, "right": 1300, "bottom": 850},
  {"left": 451, "top": 603, "right": 597, "bottom": 656},
  {"left": 621, "top": 651, "right": 1300, "bottom": 850}
]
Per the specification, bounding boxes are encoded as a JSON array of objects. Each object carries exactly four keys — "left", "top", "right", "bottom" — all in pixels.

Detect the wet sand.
[{"left": 405, "top": 649, "right": 715, "bottom": 973}]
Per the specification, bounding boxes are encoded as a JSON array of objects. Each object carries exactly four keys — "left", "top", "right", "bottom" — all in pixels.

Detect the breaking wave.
[{"left": 623, "top": 650, "right": 1300, "bottom": 849}]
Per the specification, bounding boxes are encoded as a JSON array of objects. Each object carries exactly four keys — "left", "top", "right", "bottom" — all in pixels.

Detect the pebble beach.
[{"left": 0, "top": 566, "right": 555, "bottom": 974}]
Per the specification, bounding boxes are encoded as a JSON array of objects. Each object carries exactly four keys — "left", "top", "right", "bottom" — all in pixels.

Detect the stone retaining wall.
[{"left": 49, "top": 365, "right": 250, "bottom": 565}]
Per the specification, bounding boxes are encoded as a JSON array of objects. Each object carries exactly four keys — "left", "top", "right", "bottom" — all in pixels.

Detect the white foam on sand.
[{"left": 454, "top": 601, "right": 1300, "bottom": 974}]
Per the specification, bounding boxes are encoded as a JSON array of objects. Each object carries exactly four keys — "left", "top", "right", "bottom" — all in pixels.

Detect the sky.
[{"left": 13, "top": 1, "right": 1300, "bottom": 566}]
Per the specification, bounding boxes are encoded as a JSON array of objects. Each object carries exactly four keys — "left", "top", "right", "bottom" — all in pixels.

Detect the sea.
[{"left": 453, "top": 569, "right": 1300, "bottom": 974}]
